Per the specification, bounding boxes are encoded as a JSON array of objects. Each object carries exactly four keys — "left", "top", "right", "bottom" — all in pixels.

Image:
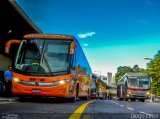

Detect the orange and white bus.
[{"left": 6, "top": 34, "right": 92, "bottom": 102}]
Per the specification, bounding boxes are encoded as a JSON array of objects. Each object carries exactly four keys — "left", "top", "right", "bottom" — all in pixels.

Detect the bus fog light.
[
  {"left": 127, "top": 94, "right": 130, "bottom": 97},
  {"left": 61, "top": 89, "right": 66, "bottom": 93}
]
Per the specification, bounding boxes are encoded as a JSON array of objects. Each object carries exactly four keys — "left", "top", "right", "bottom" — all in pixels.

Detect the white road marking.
[
  {"left": 139, "top": 111, "right": 154, "bottom": 116},
  {"left": 120, "top": 105, "right": 124, "bottom": 107},
  {"left": 139, "top": 111, "right": 145, "bottom": 114},
  {"left": 126, "top": 107, "right": 135, "bottom": 110}
]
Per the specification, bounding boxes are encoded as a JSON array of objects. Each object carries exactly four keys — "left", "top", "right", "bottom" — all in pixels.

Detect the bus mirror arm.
[
  {"left": 125, "top": 81, "right": 128, "bottom": 88},
  {"left": 5, "top": 39, "right": 21, "bottom": 54},
  {"left": 70, "top": 42, "right": 75, "bottom": 55}
]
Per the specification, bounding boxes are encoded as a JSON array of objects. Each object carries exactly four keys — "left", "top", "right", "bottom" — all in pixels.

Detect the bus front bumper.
[
  {"left": 12, "top": 81, "right": 71, "bottom": 98},
  {"left": 126, "top": 94, "right": 150, "bottom": 99}
]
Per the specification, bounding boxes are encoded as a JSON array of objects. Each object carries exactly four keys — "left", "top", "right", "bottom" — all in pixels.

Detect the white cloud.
[
  {"left": 78, "top": 32, "right": 95, "bottom": 39},
  {"left": 83, "top": 43, "right": 89, "bottom": 47}
]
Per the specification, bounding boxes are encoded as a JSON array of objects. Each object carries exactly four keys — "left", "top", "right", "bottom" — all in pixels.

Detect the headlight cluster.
[
  {"left": 57, "top": 79, "right": 70, "bottom": 85},
  {"left": 13, "top": 77, "right": 21, "bottom": 83},
  {"left": 12, "top": 77, "right": 70, "bottom": 86},
  {"left": 128, "top": 91, "right": 132, "bottom": 95},
  {"left": 146, "top": 91, "right": 150, "bottom": 95}
]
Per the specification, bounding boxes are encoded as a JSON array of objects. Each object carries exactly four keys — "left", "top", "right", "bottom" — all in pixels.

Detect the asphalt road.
[
  {"left": 0, "top": 98, "right": 160, "bottom": 119},
  {"left": 83, "top": 99, "right": 160, "bottom": 119}
]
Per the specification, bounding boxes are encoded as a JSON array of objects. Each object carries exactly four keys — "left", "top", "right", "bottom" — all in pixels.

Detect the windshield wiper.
[
  {"left": 42, "top": 55, "right": 53, "bottom": 76},
  {"left": 40, "top": 40, "right": 53, "bottom": 76},
  {"left": 52, "top": 70, "right": 68, "bottom": 75}
]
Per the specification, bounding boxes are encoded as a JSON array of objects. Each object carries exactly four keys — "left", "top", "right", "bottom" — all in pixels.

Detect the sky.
[{"left": 16, "top": 0, "right": 160, "bottom": 75}]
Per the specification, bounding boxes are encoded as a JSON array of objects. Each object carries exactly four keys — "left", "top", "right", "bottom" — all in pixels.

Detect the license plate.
[{"left": 32, "top": 89, "right": 41, "bottom": 93}]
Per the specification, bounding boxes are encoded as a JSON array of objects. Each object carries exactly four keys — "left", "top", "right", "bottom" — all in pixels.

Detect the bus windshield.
[
  {"left": 14, "top": 39, "right": 71, "bottom": 76},
  {"left": 139, "top": 78, "right": 150, "bottom": 88},
  {"left": 128, "top": 76, "right": 150, "bottom": 88}
]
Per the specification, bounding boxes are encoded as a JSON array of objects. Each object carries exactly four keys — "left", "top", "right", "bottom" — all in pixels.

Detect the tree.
[
  {"left": 133, "top": 65, "right": 140, "bottom": 72},
  {"left": 147, "top": 52, "right": 160, "bottom": 96},
  {"left": 115, "top": 66, "right": 133, "bottom": 84},
  {"left": 115, "top": 65, "right": 146, "bottom": 84}
]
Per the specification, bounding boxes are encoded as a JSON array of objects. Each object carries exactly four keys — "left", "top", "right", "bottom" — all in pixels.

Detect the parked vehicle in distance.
[
  {"left": 106, "top": 86, "right": 117, "bottom": 100},
  {"left": 90, "top": 89, "right": 97, "bottom": 99},
  {"left": 90, "top": 74, "right": 106, "bottom": 99}
]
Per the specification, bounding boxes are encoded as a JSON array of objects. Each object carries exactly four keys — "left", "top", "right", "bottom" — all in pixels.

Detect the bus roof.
[
  {"left": 126, "top": 72, "right": 148, "bottom": 77},
  {"left": 23, "top": 34, "right": 75, "bottom": 40}
]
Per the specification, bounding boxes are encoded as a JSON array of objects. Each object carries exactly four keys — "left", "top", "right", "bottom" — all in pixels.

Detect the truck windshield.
[{"left": 14, "top": 39, "right": 71, "bottom": 76}]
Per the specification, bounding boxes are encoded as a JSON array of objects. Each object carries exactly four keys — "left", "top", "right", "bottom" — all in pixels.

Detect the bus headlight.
[
  {"left": 13, "top": 78, "right": 21, "bottom": 83},
  {"left": 59, "top": 80, "right": 66, "bottom": 84},
  {"left": 146, "top": 91, "right": 150, "bottom": 95},
  {"left": 56, "top": 79, "right": 70, "bottom": 85},
  {"left": 128, "top": 91, "right": 131, "bottom": 94}
]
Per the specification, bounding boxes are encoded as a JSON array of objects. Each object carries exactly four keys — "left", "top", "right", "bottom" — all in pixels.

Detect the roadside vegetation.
[{"left": 115, "top": 50, "right": 160, "bottom": 97}]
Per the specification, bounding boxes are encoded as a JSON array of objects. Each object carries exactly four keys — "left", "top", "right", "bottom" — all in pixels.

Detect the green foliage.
[
  {"left": 115, "top": 50, "right": 160, "bottom": 96},
  {"left": 115, "top": 66, "right": 132, "bottom": 84},
  {"left": 147, "top": 52, "right": 160, "bottom": 96},
  {"left": 115, "top": 65, "right": 147, "bottom": 84}
]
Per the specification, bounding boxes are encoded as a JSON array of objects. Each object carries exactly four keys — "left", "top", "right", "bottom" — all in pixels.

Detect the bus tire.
[
  {"left": 119, "top": 98, "right": 123, "bottom": 101},
  {"left": 18, "top": 96, "right": 26, "bottom": 101},
  {"left": 139, "top": 99, "right": 145, "bottom": 102},
  {"left": 124, "top": 98, "right": 128, "bottom": 101},
  {"left": 131, "top": 99, "right": 135, "bottom": 101}
]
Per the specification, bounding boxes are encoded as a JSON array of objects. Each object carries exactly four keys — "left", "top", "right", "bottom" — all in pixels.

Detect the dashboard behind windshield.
[{"left": 14, "top": 39, "right": 72, "bottom": 76}]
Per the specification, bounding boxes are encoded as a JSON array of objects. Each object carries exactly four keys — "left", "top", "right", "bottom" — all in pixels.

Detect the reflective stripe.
[{"left": 19, "top": 81, "right": 59, "bottom": 86}]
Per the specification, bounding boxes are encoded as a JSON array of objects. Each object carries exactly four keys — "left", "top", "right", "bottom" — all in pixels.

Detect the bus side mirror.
[
  {"left": 5, "top": 40, "right": 20, "bottom": 54},
  {"left": 70, "top": 42, "right": 75, "bottom": 55},
  {"left": 125, "top": 81, "right": 127, "bottom": 87}
]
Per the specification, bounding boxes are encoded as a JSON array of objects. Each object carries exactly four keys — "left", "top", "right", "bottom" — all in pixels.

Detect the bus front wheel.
[{"left": 139, "top": 99, "right": 145, "bottom": 102}]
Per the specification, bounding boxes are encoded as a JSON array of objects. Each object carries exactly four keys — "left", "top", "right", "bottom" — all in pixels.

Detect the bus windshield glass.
[
  {"left": 128, "top": 76, "right": 150, "bottom": 88},
  {"left": 14, "top": 39, "right": 71, "bottom": 76},
  {"left": 139, "top": 78, "right": 150, "bottom": 88}
]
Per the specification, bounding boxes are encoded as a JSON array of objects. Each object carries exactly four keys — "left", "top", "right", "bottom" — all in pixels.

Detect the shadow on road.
[
  {"left": 17, "top": 96, "right": 88, "bottom": 104},
  {"left": 18, "top": 97, "right": 73, "bottom": 104}
]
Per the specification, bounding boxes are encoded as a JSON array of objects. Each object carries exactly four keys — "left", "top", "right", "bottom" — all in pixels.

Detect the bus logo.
[{"left": 35, "top": 82, "right": 39, "bottom": 86}]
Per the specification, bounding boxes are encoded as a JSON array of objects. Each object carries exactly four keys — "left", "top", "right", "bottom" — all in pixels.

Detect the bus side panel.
[{"left": 72, "top": 38, "right": 92, "bottom": 98}]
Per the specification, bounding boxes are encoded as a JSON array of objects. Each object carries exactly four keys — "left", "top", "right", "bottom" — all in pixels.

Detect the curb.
[
  {"left": 0, "top": 97, "right": 19, "bottom": 102},
  {"left": 0, "top": 98, "right": 10, "bottom": 102}
]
